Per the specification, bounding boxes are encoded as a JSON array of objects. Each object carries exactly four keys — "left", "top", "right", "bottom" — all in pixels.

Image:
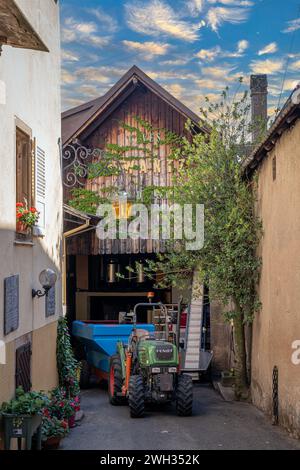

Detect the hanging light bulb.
[
  {"left": 137, "top": 262, "right": 145, "bottom": 284},
  {"left": 107, "top": 259, "right": 117, "bottom": 283}
]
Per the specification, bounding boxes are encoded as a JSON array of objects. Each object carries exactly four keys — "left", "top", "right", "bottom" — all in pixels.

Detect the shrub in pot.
[
  {"left": 41, "top": 414, "right": 69, "bottom": 449},
  {"left": 56, "top": 317, "right": 80, "bottom": 398},
  {"left": 68, "top": 396, "right": 81, "bottom": 428},
  {"left": 0, "top": 387, "right": 49, "bottom": 450}
]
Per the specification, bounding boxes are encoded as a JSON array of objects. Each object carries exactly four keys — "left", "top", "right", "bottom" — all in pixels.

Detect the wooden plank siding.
[{"left": 65, "top": 86, "right": 190, "bottom": 256}]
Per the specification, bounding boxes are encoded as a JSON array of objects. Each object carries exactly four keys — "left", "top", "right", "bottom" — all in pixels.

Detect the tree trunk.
[{"left": 232, "top": 297, "right": 248, "bottom": 399}]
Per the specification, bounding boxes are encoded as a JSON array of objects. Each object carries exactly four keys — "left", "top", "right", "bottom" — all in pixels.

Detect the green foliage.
[
  {"left": 68, "top": 188, "right": 109, "bottom": 215},
  {"left": 154, "top": 88, "right": 262, "bottom": 323},
  {"left": 41, "top": 415, "right": 69, "bottom": 439},
  {"left": 56, "top": 317, "right": 80, "bottom": 398},
  {"left": 1, "top": 387, "right": 49, "bottom": 416},
  {"left": 147, "top": 86, "right": 263, "bottom": 395},
  {"left": 67, "top": 116, "right": 180, "bottom": 210}
]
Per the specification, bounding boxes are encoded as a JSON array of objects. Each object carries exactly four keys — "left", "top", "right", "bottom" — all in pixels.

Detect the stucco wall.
[
  {"left": 31, "top": 321, "right": 58, "bottom": 391},
  {"left": 0, "top": 0, "right": 61, "bottom": 405},
  {"left": 251, "top": 119, "right": 300, "bottom": 438}
]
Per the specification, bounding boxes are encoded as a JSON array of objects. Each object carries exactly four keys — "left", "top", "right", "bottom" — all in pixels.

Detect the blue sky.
[{"left": 61, "top": 0, "right": 300, "bottom": 115}]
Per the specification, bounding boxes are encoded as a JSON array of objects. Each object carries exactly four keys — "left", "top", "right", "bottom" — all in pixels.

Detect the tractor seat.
[
  {"left": 129, "top": 329, "right": 150, "bottom": 346},
  {"left": 135, "top": 329, "right": 150, "bottom": 340}
]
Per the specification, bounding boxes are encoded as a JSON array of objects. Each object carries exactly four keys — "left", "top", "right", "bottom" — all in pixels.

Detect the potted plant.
[
  {"left": 48, "top": 387, "right": 75, "bottom": 423},
  {"left": 1, "top": 387, "right": 48, "bottom": 450},
  {"left": 41, "top": 414, "right": 69, "bottom": 449},
  {"left": 16, "top": 201, "right": 39, "bottom": 233},
  {"left": 68, "top": 396, "right": 81, "bottom": 428},
  {"left": 56, "top": 317, "right": 80, "bottom": 398}
]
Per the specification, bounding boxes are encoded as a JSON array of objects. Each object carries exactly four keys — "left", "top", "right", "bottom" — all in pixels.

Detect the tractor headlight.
[
  {"left": 168, "top": 367, "right": 177, "bottom": 373},
  {"left": 151, "top": 367, "right": 161, "bottom": 373}
]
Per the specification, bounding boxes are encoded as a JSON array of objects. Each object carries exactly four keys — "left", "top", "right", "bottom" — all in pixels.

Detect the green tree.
[{"left": 148, "top": 88, "right": 262, "bottom": 398}]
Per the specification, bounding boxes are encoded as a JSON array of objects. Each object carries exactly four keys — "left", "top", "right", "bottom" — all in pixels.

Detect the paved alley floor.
[{"left": 61, "top": 384, "right": 300, "bottom": 451}]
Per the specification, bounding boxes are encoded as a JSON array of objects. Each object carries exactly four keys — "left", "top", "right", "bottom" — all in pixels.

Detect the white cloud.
[
  {"left": 250, "top": 59, "right": 284, "bottom": 74},
  {"left": 122, "top": 40, "right": 170, "bottom": 60},
  {"left": 290, "top": 60, "right": 300, "bottom": 71},
  {"left": 187, "top": 0, "right": 204, "bottom": 16},
  {"left": 194, "top": 78, "right": 225, "bottom": 90},
  {"left": 208, "top": 0, "right": 253, "bottom": 5},
  {"left": 237, "top": 39, "right": 249, "bottom": 53},
  {"left": 206, "top": 6, "right": 250, "bottom": 32},
  {"left": 145, "top": 70, "right": 186, "bottom": 80},
  {"left": 61, "top": 69, "right": 77, "bottom": 85},
  {"left": 62, "top": 17, "right": 110, "bottom": 47},
  {"left": 195, "top": 40, "right": 248, "bottom": 62},
  {"left": 165, "top": 83, "right": 184, "bottom": 98},
  {"left": 282, "top": 18, "right": 300, "bottom": 33},
  {"left": 75, "top": 66, "right": 127, "bottom": 84},
  {"left": 258, "top": 42, "right": 278, "bottom": 56},
  {"left": 160, "top": 58, "right": 190, "bottom": 66},
  {"left": 282, "top": 79, "right": 300, "bottom": 91},
  {"left": 62, "top": 49, "right": 80, "bottom": 62},
  {"left": 195, "top": 46, "right": 221, "bottom": 61},
  {"left": 86, "top": 8, "right": 119, "bottom": 33},
  {"left": 201, "top": 65, "right": 242, "bottom": 82},
  {"left": 125, "top": 0, "right": 205, "bottom": 42}
]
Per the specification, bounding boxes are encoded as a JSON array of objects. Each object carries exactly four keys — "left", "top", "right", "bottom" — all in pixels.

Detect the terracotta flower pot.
[
  {"left": 42, "top": 436, "right": 62, "bottom": 450},
  {"left": 16, "top": 220, "right": 29, "bottom": 234}
]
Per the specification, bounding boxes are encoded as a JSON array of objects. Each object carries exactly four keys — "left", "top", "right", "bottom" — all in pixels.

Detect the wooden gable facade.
[{"left": 62, "top": 66, "right": 205, "bottom": 256}]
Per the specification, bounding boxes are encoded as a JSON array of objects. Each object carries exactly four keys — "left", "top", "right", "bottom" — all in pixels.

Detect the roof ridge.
[{"left": 62, "top": 65, "right": 206, "bottom": 145}]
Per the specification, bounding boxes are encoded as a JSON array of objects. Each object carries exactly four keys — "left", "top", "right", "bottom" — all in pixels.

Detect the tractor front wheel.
[
  {"left": 176, "top": 374, "right": 193, "bottom": 416},
  {"left": 128, "top": 375, "right": 145, "bottom": 418},
  {"left": 109, "top": 355, "right": 125, "bottom": 405}
]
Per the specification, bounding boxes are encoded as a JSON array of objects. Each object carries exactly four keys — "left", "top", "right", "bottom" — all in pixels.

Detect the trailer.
[{"left": 72, "top": 320, "right": 155, "bottom": 386}]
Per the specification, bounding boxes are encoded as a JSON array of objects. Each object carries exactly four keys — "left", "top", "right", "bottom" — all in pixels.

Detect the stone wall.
[{"left": 251, "top": 118, "right": 300, "bottom": 438}]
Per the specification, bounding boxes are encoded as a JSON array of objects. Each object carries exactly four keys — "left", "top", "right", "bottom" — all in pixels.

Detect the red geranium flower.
[
  {"left": 16, "top": 202, "right": 24, "bottom": 208},
  {"left": 30, "top": 207, "right": 37, "bottom": 213}
]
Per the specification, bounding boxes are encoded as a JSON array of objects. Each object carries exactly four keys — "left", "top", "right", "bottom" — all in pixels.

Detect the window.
[
  {"left": 16, "top": 126, "right": 34, "bottom": 234},
  {"left": 15, "top": 342, "right": 32, "bottom": 392}
]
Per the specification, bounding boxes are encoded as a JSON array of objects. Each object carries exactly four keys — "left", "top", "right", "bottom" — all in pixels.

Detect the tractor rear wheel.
[
  {"left": 129, "top": 375, "right": 145, "bottom": 418},
  {"left": 176, "top": 374, "right": 193, "bottom": 416},
  {"left": 79, "top": 359, "right": 90, "bottom": 389},
  {"left": 109, "top": 355, "right": 125, "bottom": 405}
]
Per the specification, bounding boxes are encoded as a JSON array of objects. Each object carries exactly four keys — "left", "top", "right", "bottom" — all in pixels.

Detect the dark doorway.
[{"left": 90, "top": 296, "right": 150, "bottom": 322}]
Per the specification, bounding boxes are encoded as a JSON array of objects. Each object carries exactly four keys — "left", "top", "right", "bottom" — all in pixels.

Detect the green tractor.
[{"left": 108, "top": 302, "right": 193, "bottom": 418}]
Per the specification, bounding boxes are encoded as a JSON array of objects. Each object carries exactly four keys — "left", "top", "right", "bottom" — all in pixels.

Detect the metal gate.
[{"left": 15, "top": 342, "right": 32, "bottom": 392}]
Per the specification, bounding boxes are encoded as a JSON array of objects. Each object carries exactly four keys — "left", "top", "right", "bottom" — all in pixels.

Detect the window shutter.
[
  {"left": 36, "top": 146, "right": 46, "bottom": 228},
  {"left": 16, "top": 128, "right": 31, "bottom": 205},
  {"left": 16, "top": 342, "right": 32, "bottom": 392}
]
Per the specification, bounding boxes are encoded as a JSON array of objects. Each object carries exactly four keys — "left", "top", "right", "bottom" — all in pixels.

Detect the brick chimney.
[{"left": 250, "top": 74, "right": 268, "bottom": 143}]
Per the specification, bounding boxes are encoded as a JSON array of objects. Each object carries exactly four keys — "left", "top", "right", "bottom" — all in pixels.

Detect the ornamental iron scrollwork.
[{"left": 63, "top": 143, "right": 106, "bottom": 188}]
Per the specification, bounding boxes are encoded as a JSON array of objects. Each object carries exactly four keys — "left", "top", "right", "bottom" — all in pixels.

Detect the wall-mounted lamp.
[{"left": 32, "top": 269, "right": 57, "bottom": 298}]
